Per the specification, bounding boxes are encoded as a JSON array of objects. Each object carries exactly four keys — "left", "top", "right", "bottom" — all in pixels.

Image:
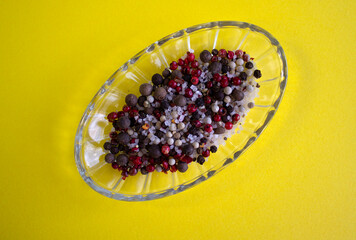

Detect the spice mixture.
[{"left": 103, "top": 49, "right": 261, "bottom": 179}]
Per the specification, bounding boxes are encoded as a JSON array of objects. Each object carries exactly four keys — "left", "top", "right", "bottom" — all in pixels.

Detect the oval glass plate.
[{"left": 74, "top": 21, "right": 287, "bottom": 201}]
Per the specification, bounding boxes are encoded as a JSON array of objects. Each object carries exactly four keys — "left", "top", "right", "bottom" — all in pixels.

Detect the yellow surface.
[{"left": 0, "top": 0, "right": 355, "bottom": 239}]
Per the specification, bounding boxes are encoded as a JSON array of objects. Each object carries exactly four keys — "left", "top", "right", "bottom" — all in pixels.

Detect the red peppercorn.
[
  {"left": 232, "top": 114, "right": 240, "bottom": 122},
  {"left": 187, "top": 52, "right": 195, "bottom": 62},
  {"left": 185, "top": 88, "right": 193, "bottom": 98},
  {"left": 220, "top": 77, "right": 229, "bottom": 88},
  {"left": 206, "top": 81, "right": 213, "bottom": 88},
  {"left": 175, "top": 85, "right": 182, "bottom": 92},
  {"left": 191, "top": 60, "right": 199, "bottom": 68},
  {"left": 111, "top": 139, "right": 118, "bottom": 145},
  {"left": 218, "top": 107, "right": 227, "bottom": 116},
  {"left": 107, "top": 112, "right": 118, "bottom": 122},
  {"left": 235, "top": 49, "right": 243, "bottom": 58},
  {"left": 109, "top": 131, "right": 118, "bottom": 139},
  {"left": 168, "top": 79, "right": 177, "bottom": 88},
  {"left": 129, "top": 168, "right": 138, "bottom": 176},
  {"left": 112, "top": 162, "right": 119, "bottom": 169},
  {"left": 162, "top": 160, "right": 169, "bottom": 170},
  {"left": 227, "top": 51, "right": 234, "bottom": 59},
  {"left": 170, "top": 61, "right": 178, "bottom": 70},
  {"left": 232, "top": 77, "right": 241, "bottom": 86},
  {"left": 161, "top": 144, "right": 170, "bottom": 155},
  {"left": 213, "top": 114, "right": 221, "bottom": 122},
  {"left": 133, "top": 156, "right": 142, "bottom": 166},
  {"left": 187, "top": 104, "right": 197, "bottom": 113},
  {"left": 147, "top": 164, "right": 155, "bottom": 172},
  {"left": 192, "top": 120, "right": 202, "bottom": 128},
  {"left": 170, "top": 165, "right": 177, "bottom": 172},
  {"left": 225, "top": 122, "right": 233, "bottom": 130},
  {"left": 213, "top": 73, "right": 221, "bottom": 82},
  {"left": 202, "top": 149, "right": 210, "bottom": 157},
  {"left": 184, "top": 58, "right": 189, "bottom": 65},
  {"left": 182, "top": 155, "right": 193, "bottom": 163},
  {"left": 117, "top": 111, "right": 125, "bottom": 118},
  {"left": 211, "top": 55, "right": 218, "bottom": 62},
  {"left": 122, "top": 105, "right": 131, "bottom": 112},
  {"left": 182, "top": 66, "right": 190, "bottom": 74},
  {"left": 129, "top": 109, "right": 138, "bottom": 117},
  {"left": 191, "top": 68, "right": 202, "bottom": 77},
  {"left": 218, "top": 49, "right": 227, "bottom": 58},
  {"left": 178, "top": 58, "right": 184, "bottom": 66},
  {"left": 204, "top": 124, "right": 213, "bottom": 133},
  {"left": 204, "top": 96, "right": 212, "bottom": 104},
  {"left": 191, "top": 76, "right": 199, "bottom": 85}
]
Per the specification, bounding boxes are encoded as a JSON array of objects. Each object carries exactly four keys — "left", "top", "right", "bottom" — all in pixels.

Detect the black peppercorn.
[
  {"left": 103, "top": 142, "right": 112, "bottom": 150},
  {"left": 195, "top": 98, "right": 204, "bottom": 107},
  {"left": 221, "top": 65, "right": 229, "bottom": 74},
  {"left": 254, "top": 69, "right": 262, "bottom": 78},
  {"left": 137, "top": 96, "right": 146, "bottom": 107},
  {"left": 214, "top": 90, "right": 225, "bottom": 101},
  {"left": 210, "top": 145, "right": 218, "bottom": 153},
  {"left": 226, "top": 105, "right": 233, "bottom": 114},
  {"left": 160, "top": 100, "right": 169, "bottom": 109},
  {"left": 177, "top": 162, "right": 188, "bottom": 172},
  {"left": 129, "top": 117, "right": 136, "bottom": 127},
  {"left": 191, "top": 112, "right": 200, "bottom": 121},
  {"left": 182, "top": 144, "right": 194, "bottom": 155},
  {"left": 200, "top": 50, "right": 212, "bottom": 63},
  {"left": 162, "top": 68, "right": 171, "bottom": 78},
  {"left": 110, "top": 146, "right": 120, "bottom": 154},
  {"left": 105, "top": 153, "right": 115, "bottom": 163},
  {"left": 239, "top": 72, "right": 247, "bottom": 80},
  {"left": 220, "top": 58, "right": 228, "bottom": 65},
  {"left": 116, "top": 154, "right": 128, "bottom": 166},
  {"left": 147, "top": 144, "right": 162, "bottom": 158},
  {"left": 152, "top": 73, "right": 163, "bottom": 85},
  {"left": 188, "top": 126, "right": 198, "bottom": 135},
  {"left": 197, "top": 155, "right": 205, "bottom": 165},
  {"left": 182, "top": 74, "right": 192, "bottom": 82},
  {"left": 141, "top": 167, "right": 149, "bottom": 175},
  {"left": 209, "top": 61, "right": 222, "bottom": 74},
  {"left": 155, "top": 130, "right": 164, "bottom": 138},
  {"left": 139, "top": 110, "right": 146, "bottom": 119},
  {"left": 245, "top": 62, "right": 253, "bottom": 69},
  {"left": 221, "top": 115, "right": 229, "bottom": 123},
  {"left": 200, "top": 138, "right": 207, "bottom": 144},
  {"left": 154, "top": 158, "right": 162, "bottom": 164},
  {"left": 196, "top": 148, "right": 202, "bottom": 154},
  {"left": 212, "top": 49, "right": 218, "bottom": 55},
  {"left": 205, "top": 109, "right": 213, "bottom": 116}
]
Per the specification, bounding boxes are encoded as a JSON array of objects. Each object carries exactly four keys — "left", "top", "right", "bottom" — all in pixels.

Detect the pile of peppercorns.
[{"left": 103, "top": 49, "right": 261, "bottom": 179}]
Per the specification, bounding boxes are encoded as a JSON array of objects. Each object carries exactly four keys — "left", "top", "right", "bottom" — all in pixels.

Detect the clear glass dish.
[{"left": 74, "top": 21, "right": 287, "bottom": 201}]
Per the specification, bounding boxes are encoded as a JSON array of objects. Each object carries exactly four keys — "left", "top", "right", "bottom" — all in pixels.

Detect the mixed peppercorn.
[{"left": 103, "top": 49, "right": 261, "bottom": 179}]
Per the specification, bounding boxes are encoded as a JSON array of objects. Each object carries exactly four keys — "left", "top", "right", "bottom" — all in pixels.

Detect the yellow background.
[{"left": 0, "top": 0, "right": 355, "bottom": 239}]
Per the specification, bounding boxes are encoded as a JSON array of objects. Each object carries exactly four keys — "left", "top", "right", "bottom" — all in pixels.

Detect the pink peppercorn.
[
  {"left": 182, "top": 155, "right": 193, "bottom": 163},
  {"left": 232, "top": 77, "right": 241, "bottom": 86},
  {"left": 206, "top": 81, "right": 213, "bottom": 88},
  {"left": 185, "top": 88, "right": 193, "bottom": 98},
  {"left": 227, "top": 51, "right": 234, "bottom": 59},
  {"left": 147, "top": 164, "right": 155, "bottom": 172},
  {"left": 213, "top": 73, "right": 221, "bottom": 82},
  {"left": 170, "top": 61, "right": 178, "bottom": 70},
  {"left": 178, "top": 58, "right": 184, "bottom": 66},
  {"left": 109, "top": 131, "right": 118, "bottom": 139},
  {"left": 162, "top": 161, "right": 169, "bottom": 170},
  {"left": 170, "top": 165, "right": 177, "bottom": 172},
  {"left": 107, "top": 112, "right": 118, "bottom": 122},
  {"left": 218, "top": 49, "right": 227, "bottom": 58},
  {"left": 235, "top": 49, "right": 243, "bottom": 58},
  {"left": 182, "top": 66, "right": 190, "bottom": 74},
  {"left": 192, "top": 120, "right": 202, "bottom": 128},
  {"left": 175, "top": 85, "right": 182, "bottom": 92},
  {"left": 122, "top": 105, "right": 130, "bottom": 112},
  {"left": 168, "top": 79, "right": 177, "bottom": 88},
  {"left": 129, "top": 109, "right": 138, "bottom": 117},
  {"left": 213, "top": 114, "right": 221, "bottom": 122},
  {"left": 191, "top": 60, "right": 199, "bottom": 68},
  {"left": 191, "top": 76, "right": 199, "bottom": 85},
  {"left": 191, "top": 68, "right": 202, "bottom": 77},
  {"left": 117, "top": 111, "right": 125, "bottom": 118},
  {"left": 161, "top": 144, "right": 170, "bottom": 155},
  {"left": 204, "top": 124, "right": 213, "bottom": 133},
  {"left": 225, "top": 122, "right": 233, "bottom": 130},
  {"left": 211, "top": 55, "right": 218, "bottom": 62},
  {"left": 220, "top": 77, "right": 229, "bottom": 88},
  {"left": 187, "top": 104, "right": 197, "bottom": 113},
  {"left": 112, "top": 162, "right": 119, "bottom": 169},
  {"left": 232, "top": 114, "right": 240, "bottom": 122},
  {"left": 202, "top": 149, "right": 210, "bottom": 157},
  {"left": 204, "top": 96, "right": 212, "bottom": 104},
  {"left": 243, "top": 54, "right": 250, "bottom": 62},
  {"left": 187, "top": 52, "right": 195, "bottom": 62}
]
